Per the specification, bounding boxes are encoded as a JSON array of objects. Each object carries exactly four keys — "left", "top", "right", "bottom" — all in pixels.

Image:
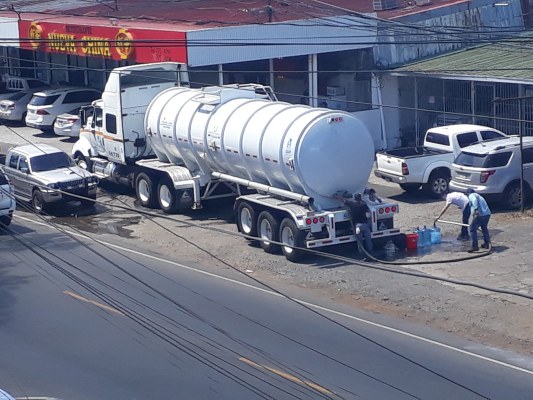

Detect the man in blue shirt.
[{"left": 466, "top": 188, "right": 491, "bottom": 252}]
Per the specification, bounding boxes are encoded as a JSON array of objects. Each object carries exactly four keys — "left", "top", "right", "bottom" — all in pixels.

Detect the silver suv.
[
  {"left": 450, "top": 136, "right": 533, "bottom": 209},
  {"left": 25, "top": 87, "right": 101, "bottom": 131},
  {"left": 0, "top": 168, "right": 16, "bottom": 226},
  {"left": 4, "top": 144, "right": 98, "bottom": 213}
]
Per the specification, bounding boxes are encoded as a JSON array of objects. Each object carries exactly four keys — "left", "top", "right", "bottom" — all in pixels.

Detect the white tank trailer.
[
  {"left": 73, "top": 62, "right": 403, "bottom": 262},
  {"left": 145, "top": 86, "right": 375, "bottom": 210}
]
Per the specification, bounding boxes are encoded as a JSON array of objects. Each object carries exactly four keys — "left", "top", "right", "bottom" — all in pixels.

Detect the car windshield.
[
  {"left": 454, "top": 151, "right": 512, "bottom": 168},
  {"left": 8, "top": 91, "right": 27, "bottom": 101},
  {"left": 30, "top": 152, "right": 75, "bottom": 172},
  {"left": 29, "top": 94, "right": 60, "bottom": 106}
]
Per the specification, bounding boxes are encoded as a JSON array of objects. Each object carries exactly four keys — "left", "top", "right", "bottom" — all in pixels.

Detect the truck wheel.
[
  {"left": 399, "top": 183, "right": 421, "bottom": 193},
  {"left": 502, "top": 182, "right": 523, "bottom": 210},
  {"left": 424, "top": 172, "right": 449, "bottom": 198},
  {"left": 157, "top": 177, "right": 179, "bottom": 213},
  {"left": 236, "top": 202, "right": 257, "bottom": 239},
  {"left": 0, "top": 215, "right": 12, "bottom": 227},
  {"left": 74, "top": 153, "right": 93, "bottom": 172},
  {"left": 279, "top": 218, "right": 306, "bottom": 262},
  {"left": 135, "top": 172, "right": 158, "bottom": 209},
  {"left": 32, "top": 190, "right": 47, "bottom": 214},
  {"left": 257, "top": 211, "right": 280, "bottom": 254}
]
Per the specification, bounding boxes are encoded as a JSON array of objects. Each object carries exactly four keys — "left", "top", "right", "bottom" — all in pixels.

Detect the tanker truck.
[{"left": 72, "top": 62, "right": 405, "bottom": 261}]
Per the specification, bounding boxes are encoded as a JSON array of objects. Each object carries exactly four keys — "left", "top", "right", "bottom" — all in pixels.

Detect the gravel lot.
[{"left": 2, "top": 124, "right": 532, "bottom": 360}]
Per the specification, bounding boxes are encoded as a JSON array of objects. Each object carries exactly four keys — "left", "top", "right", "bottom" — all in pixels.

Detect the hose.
[{"left": 355, "top": 230, "right": 492, "bottom": 265}]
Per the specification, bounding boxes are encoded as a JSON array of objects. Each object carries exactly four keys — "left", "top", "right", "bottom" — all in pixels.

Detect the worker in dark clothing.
[{"left": 335, "top": 192, "right": 373, "bottom": 256}]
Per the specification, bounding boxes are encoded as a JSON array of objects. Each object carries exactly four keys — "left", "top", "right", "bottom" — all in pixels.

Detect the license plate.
[{"left": 456, "top": 173, "right": 468, "bottom": 180}]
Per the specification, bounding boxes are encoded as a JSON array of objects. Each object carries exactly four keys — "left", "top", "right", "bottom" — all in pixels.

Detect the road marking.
[
  {"left": 63, "top": 290, "right": 124, "bottom": 316},
  {"left": 239, "top": 357, "right": 333, "bottom": 395},
  {"left": 16, "top": 215, "right": 533, "bottom": 376}
]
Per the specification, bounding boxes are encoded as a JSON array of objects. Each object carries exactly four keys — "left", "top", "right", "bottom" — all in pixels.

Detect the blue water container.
[
  {"left": 416, "top": 227, "right": 428, "bottom": 247},
  {"left": 430, "top": 227, "right": 441, "bottom": 244},
  {"left": 423, "top": 226, "right": 431, "bottom": 246}
]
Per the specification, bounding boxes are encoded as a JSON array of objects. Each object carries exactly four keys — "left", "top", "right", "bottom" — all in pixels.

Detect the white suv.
[
  {"left": 450, "top": 136, "right": 533, "bottom": 209},
  {"left": 25, "top": 87, "right": 101, "bottom": 131}
]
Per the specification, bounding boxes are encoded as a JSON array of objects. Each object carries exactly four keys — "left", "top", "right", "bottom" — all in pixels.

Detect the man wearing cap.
[
  {"left": 335, "top": 192, "right": 373, "bottom": 256},
  {"left": 434, "top": 192, "right": 471, "bottom": 240},
  {"left": 466, "top": 188, "right": 491, "bottom": 252}
]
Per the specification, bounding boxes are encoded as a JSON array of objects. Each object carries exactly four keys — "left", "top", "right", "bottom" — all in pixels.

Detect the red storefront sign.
[{"left": 19, "top": 20, "right": 187, "bottom": 63}]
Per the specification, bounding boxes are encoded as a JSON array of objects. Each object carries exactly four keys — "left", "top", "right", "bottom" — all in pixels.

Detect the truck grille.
[{"left": 58, "top": 179, "right": 86, "bottom": 189}]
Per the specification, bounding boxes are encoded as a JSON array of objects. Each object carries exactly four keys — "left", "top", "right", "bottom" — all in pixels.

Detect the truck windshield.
[
  {"left": 30, "top": 152, "right": 75, "bottom": 172},
  {"left": 454, "top": 151, "right": 512, "bottom": 167}
]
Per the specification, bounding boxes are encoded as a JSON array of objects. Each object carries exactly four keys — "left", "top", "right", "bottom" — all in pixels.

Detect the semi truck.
[{"left": 72, "top": 62, "right": 404, "bottom": 261}]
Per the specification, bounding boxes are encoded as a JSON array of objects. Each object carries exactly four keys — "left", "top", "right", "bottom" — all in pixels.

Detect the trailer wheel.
[
  {"left": 280, "top": 218, "right": 306, "bottom": 262},
  {"left": 157, "top": 177, "right": 179, "bottom": 213},
  {"left": 135, "top": 172, "right": 158, "bottom": 209},
  {"left": 236, "top": 202, "right": 257, "bottom": 239},
  {"left": 392, "top": 233, "right": 407, "bottom": 251},
  {"left": 257, "top": 211, "right": 280, "bottom": 254}
]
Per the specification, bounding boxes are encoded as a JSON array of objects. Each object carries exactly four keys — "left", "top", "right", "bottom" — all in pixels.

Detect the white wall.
[
  {"left": 187, "top": 15, "right": 377, "bottom": 67},
  {"left": 0, "top": 17, "right": 19, "bottom": 47}
]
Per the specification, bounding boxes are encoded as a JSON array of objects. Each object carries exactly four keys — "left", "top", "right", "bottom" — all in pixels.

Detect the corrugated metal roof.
[
  {"left": 392, "top": 32, "right": 533, "bottom": 83},
  {"left": 2, "top": 0, "right": 469, "bottom": 27}
]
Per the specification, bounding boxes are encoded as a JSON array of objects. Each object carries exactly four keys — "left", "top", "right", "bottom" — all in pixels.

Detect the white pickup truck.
[{"left": 374, "top": 124, "right": 508, "bottom": 197}]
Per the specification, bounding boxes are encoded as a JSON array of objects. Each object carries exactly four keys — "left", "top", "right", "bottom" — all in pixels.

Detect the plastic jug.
[
  {"left": 415, "top": 227, "right": 427, "bottom": 247},
  {"left": 423, "top": 225, "right": 431, "bottom": 246},
  {"left": 430, "top": 227, "right": 441, "bottom": 244}
]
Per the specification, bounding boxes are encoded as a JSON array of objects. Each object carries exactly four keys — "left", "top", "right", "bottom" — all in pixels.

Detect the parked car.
[
  {"left": 450, "top": 136, "right": 533, "bottom": 209},
  {"left": 0, "top": 167, "right": 16, "bottom": 226},
  {"left": 3, "top": 144, "right": 98, "bottom": 213},
  {"left": 0, "top": 90, "right": 35, "bottom": 122},
  {"left": 0, "top": 76, "right": 48, "bottom": 100},
  {"left": 54, "top": 107, "right": 83, "bottom": 137},
  {"left": 25, "top": 87, "right": 101, "bottom": 132},
  {"left": 374, "top": 124, "right": 508, "bottom": 197}
]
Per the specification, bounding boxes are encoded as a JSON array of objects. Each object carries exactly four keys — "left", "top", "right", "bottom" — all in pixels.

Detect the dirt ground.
[{"left": 53, "top": 182, "right": 533, "bottom": 359}]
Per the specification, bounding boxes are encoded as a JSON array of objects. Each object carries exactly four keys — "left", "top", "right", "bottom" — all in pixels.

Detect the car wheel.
[
  {"left": 32, "top": 190, "right": 47, "bottom": 214},
  {"left": 0, "top": 215, "right": 12, "bottom": 227},
  {"left": 279, "top": 218, "right": 306, "bottom": 262},
  {"left": 236, "top": 202, "right": 258, "bottom": 239},
  {"left": 135, "top": 172, "right": 158, "bottom": 208},
  {"left": 257, "top": 211, "right": 280, "bottom": 253},
  {"left": 502, "top": 182, "right": 523, "bottom": 210},
  {"left": 424, "top": 171, "right": 449, "bottom": 198}
]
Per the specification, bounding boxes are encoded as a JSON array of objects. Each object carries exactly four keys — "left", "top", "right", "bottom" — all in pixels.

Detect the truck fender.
[
  {"left": 422, "top": 161, "right": 451, "bottom": 183},
  {"left": 71, "top": 136, "right": 95, "bottom": 159}
]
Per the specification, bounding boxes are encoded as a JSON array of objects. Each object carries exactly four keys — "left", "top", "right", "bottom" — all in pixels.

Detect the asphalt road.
[{"left": 1, "top": 216, "right": 532, "bottom": 399}]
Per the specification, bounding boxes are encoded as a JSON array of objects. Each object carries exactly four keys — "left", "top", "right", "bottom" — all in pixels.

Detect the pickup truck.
[
  {"left": 3, "top": 144, "right": 98, "bottom": 213},
  {"left": 374, "top": 124, "right": 508, "bottom": 197}
]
